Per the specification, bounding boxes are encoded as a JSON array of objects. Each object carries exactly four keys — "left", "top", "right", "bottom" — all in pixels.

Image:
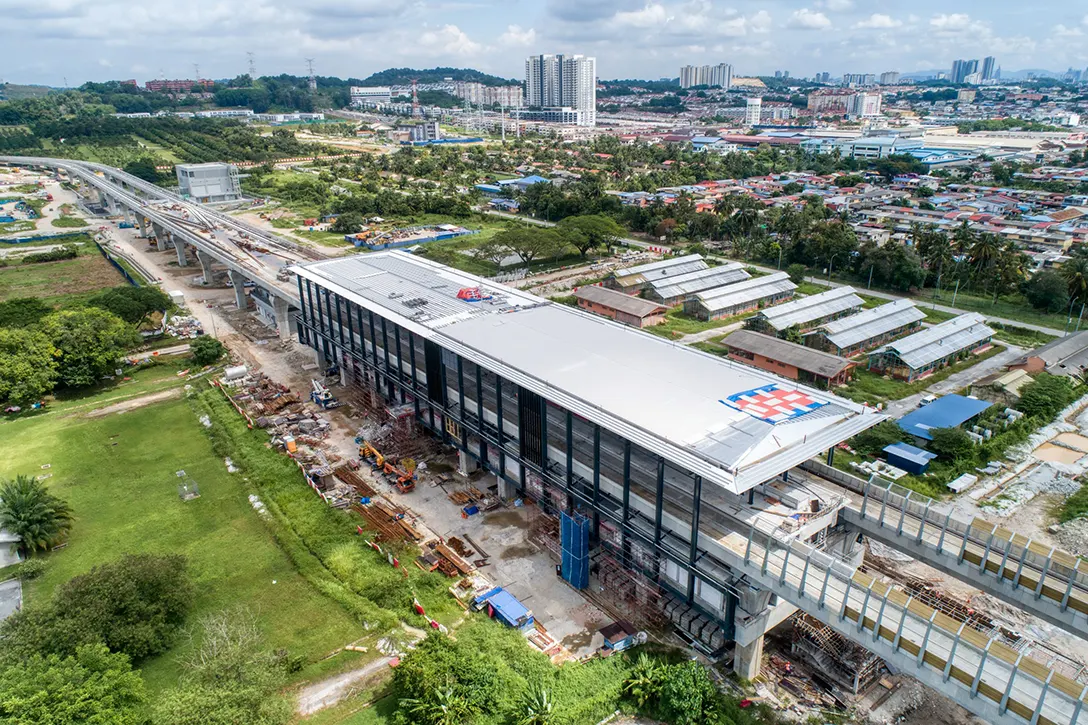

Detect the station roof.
[
  {"left": 646, "top": 262, "right": 750, "bottom": 300},
  {"left": 574, "top": 286, "right": 667, "bottom": 318},
  {"left": 694, "top": 272, "right": 797, "bottom": 313},
  {"left": 874, "top": 313, "right": 994, "bottom": 370},
  {"left": 755, "top": 287, "right": 864, "bottom": 332},
  {"left": 812, "top": 299, "right": 926, "bottom": 350},
  {"left": 722, "top": 330, "right": 855, "bottom": 378},
  {"left": 611, "top": 254, "right": 707, "bottom": 287},
  {"left": 896, "top": 395, "right": 993, "bottom": 441},
  {"left": 294, "top": 252, "right": 884, "bottom": 494}
]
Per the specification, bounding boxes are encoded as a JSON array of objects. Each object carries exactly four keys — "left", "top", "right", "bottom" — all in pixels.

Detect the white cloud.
[
  {"left": 822, "top": 0, "right": 853, "bottom": 11},
  {"left": 854, "top": 13, "right": 902, "bottom": 29},
  {"left": 1054, "top": 23, "right": 1084, "bottom": 38},
  {"left": 929, "top": 13, "right": 972, "bottom": 34},
  {"left": 498, "top": 24, "right": 535, "bottom": 46},
  {"left": 418, "top": 24, "right": 482, "bottom": 56},
  {"left": 614, "top": 4, "right": 671, "bottom": 28},
  {"left": 748, "top": 9, "right": 772, "bottom": 33},
  {"left": 787, "top": 8, "right": 831, "bottom": 30}
]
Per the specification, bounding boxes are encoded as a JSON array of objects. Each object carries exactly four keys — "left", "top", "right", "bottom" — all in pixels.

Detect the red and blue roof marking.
[{"left": 720, "top": 384, "right": 826, "bottom": 424}]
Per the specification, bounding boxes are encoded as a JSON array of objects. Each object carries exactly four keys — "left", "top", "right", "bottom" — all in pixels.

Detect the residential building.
[
  {"left": 350, "top": 86, "right": 393, "bottom": 106},
  {"left": 879, "top": 72, "right": 900, "bottom": 85},
  {"left": 452, "top": 82, "right": 524, "bottom": 107},
  {"left": 745, "top": 287, "right": 864, "bottom": 337},
  {"left": 957, "top": 89, "right": 977, "bottom": 104},
  {"left": 981, "top": 56, "right": 997, "bottom": 81},
  {"left": 525, "top": 54, "right": 597, "bottom": 126},
  {"left": 175, "top": 163, "right": 241, "bottom": 203},
  {"left": 867, "top": 313, "right": 994, "bottom": 381},
  {"left": 573, "top": 286, "right": 667, "bottom": 328},
  {"left": 145, "top": 79, "right": 214, "bottom": 93},
  {"left": 685, "top": 272, "right": 797, "bottom": 320},
  {"left": 643, "top": 263, "right": 750, "bottom": 306},
  {"left": 290, "top": 251, "right": 882, "bottom": 671},
  {"left": 407, "top": 121, "right": 441, "bottom": 143},
  {"left": 803, "top": 299, "right": 926, "bottom": 357},
  {"left": 745, "top": 97, "right": 762, "bottom": 126},
  {"left": 807, "top": 90, "right": 857, "bottom": 114},
  {"left": 679, "top": 63, "right": 733, "bottom": 89},
  {"left": 950, "top": 59, "right": 979, "bottom": 84},
  {"left": 722, "top": 330, "right": 856, "bottom": 389},
  {"left": 606, "top": 255, "right": 708, "bottom": 295},
  {"left": 849, "top": 92, "right": 882, "bottom": 118},
  {"left": 842, "top": 73, "right": 877, "bottom": 87}
]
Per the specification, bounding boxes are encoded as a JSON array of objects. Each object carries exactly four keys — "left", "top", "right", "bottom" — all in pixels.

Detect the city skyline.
[{"left": 2, "top": 0, "right": 1088, "bottom": 86}]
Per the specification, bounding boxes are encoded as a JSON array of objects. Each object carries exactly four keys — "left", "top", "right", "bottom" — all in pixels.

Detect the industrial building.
[
  {"left": 1008, "top": 330, "right": 1088, "bottom": 380},
  {"left": 722, "top": 330, "right": 856, "bottom": 389},
  {"left": 290, "top": 251, "right": 883, "bottom": 674},
  {"left": 867, "top": 313, "right": 994, "bottom": 381},
  {"left": 804, "top": 299, "right": 926, "bottom": 357},
  {"left": 605, "top": 255, "right": 708, "bottom": 295},
  {"left": 643, "top": 263, "right": 750, "bottom": 306},
  {"left": 745, "top": 287, "right": 864, "bottom": 337},
  {"left": 896, "top": 394, "right": 993, "bottom": 443},
  {"left": 573, "top": 286, "right": 667, "bottom": 328},
  {"left": 350, "top": 86, "right": 393, "bottom": 106},
  {"left": 685, "top": 272, "right": 797, "bottom": 321},
  {"left": 175, "top": 163, "right": 241, "bottom": 203}
]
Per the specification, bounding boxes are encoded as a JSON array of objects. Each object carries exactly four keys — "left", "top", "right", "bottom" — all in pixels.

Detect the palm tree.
[
  {"left": 1061, "top": 256, "right": 1088, "bottom": 303},
  {"left": 0, "top": 475, "right": 73, "bottom": 557},
  {"left": 517, "top": 686, "right": 555, "bottom": 725},
  {"left": 622, "top": 653, "right": 662, "bottom": 709}
]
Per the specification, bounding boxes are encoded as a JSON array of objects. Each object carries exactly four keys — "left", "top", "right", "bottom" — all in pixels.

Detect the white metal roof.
[
  {"left": 756, "top": 287, "right": 864, "bottom": 331},
  {"left": 813, "top": 299, "right": 926, "bottom": 350},
  {"left": 612, "top": 254, "right": 708, "bottom": 285},
  {"left": 874, "top": 313, "right": 994, "bottom": 370},
  {"left": 647, "top": 262, "right": 751, "bottom": 300},
  {"left": 694, "top": 272, "right": 797, "bottom": 313},
  {"left": 294, "top": 252, "right": 883, "bottom": 494}
]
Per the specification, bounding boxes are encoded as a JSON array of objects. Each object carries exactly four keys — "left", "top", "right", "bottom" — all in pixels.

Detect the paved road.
[{"left": 481, "top": 210, "right": 1066, "bottom": 337}]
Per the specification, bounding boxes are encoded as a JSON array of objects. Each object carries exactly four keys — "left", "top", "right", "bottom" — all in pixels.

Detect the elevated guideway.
[
  {"left": 726, "top": 520, "right": 1088, "bottom": 725},
  {"left": 797, "top": 461, "right": 1088, "bottom": 638}
]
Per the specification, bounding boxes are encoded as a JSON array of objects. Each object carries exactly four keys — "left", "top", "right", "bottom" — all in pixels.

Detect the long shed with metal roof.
[
  {"left": 605, "top": 254, "right": 708, "bottom": 294},
  {"left": 745, "top": 286, "right": 864, "bottom": 336},
  {"left": 804, "top": 299, "right": 926, "bottom": 357},
  {"left": 684, "top": 272, "right": 797, "bottom": 320},
  {"left": 867, "top": 313, "right": 994, "bottom": 381},
  {"left": 644, "top": 263, "right": 751, "bottom": 306}
]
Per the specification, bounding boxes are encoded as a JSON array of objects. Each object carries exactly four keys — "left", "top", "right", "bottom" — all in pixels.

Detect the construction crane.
[
  {"left": 360, "top": 441, "right": 385, "bottom": 468},
  {"left": 310, "top": 379, "right": 340, "bottom": 409}
]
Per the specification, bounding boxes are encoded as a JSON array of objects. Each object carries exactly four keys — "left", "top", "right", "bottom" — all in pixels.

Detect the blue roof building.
[
  {"left": 498, "top": 175, "right": 550, "bottom": 192},
  {"left": 896, "top": 394, "right": 993, "bottom": 442},
  {"left": 883, "top": 442, "right": 938, "bottom": 474},
  {"left": 474, "top": 587, "right": 534, "bottom": 630}
]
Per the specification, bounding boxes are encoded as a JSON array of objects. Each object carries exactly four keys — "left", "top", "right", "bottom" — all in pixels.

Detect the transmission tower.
[
  {"left": 193, "top": 63, "right": 201, "bottom": 80},
  {"left": 411, "top": 78, "right": 420, "bottom": 118},
  {"left": 247, "top": 51, "right": 256, "bottom": 79},
  {"left": 305, "top": 58, "right": 317, "bottom": 90}
]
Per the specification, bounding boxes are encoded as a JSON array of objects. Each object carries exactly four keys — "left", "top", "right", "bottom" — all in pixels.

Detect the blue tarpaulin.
[
  {"left": 561, "top": 512, "right": 590, "bottom": 589},
  {"left": 883, "top": 442, "right": 938, "bottom": 474},
  {"left": 897, "top": 395, "right": 992, "bottom": 441},
  {"left": 474, "top": 587, "right": 534, "bottom": 630}
]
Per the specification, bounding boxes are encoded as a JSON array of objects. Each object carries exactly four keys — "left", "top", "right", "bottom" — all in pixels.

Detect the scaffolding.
[{"left": 790, "top": 612, "right": 884, "bottom": 696}]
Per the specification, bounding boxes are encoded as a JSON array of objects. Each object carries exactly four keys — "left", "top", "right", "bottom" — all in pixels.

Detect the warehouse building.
[
  {"left": 574, "top": 285, "right": 667, "bottom": 328},
  {"left": 684, "top": 272, "right": 797, "bottom": 321},
  {"left": 175, "top": 162, "right": 241, "bottom": 203},
  {"left": 722, "top": 330, "right": 856, "bottom": 388},
  {"left": 605, "top": 255, "right": 707, "bottom": 295},
  {"left": 644, "top": 263, "right": 750, "bottom": 306},
  {"left": 804, "top": 299, "right": 926, "bottom": 357},
  {"left": 867, "top": 313, "right": 994, "bottom": 381},
  {"left": 291, "top": 251, "right": 882, "bottom": 673},
  {"left": 1008, "top": 330, "right": 1088, "bottom": 381},
  {"left": 745, "top": 287, "right": 864, "bottom": 337}
]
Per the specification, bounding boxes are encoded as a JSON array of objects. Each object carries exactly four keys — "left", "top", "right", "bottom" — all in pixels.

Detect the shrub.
[
  {"left": 851, "top": 420, "right": 904, "bottom": 456},
  {"left": 928, "top": 427, "right": 974, "bottom": 460},
  {"left": 190, "top": 335, "right": 226, "bottom": 366},
  {"left": 786, "top": 263, "right": 806, "bottom": 284},
  {"left": 1018, "top": 373, "right": 1074, "bottom": 420},
  {"left": 20, "top": 245, "right": 78, "bottom": 264}
]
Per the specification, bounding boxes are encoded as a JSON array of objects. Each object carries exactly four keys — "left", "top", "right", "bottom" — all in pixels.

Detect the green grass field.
[
  {"left": 0, "top": 241, "right": 125, "bottom": 306},
  {"left": 51, "top": 216, "right": 88, "bottom": 228},
  {"left": 645, "top": 307, "right": 753, "bottom": 340},
  {"left": 0, "top": 379, "right": 361, "bottom": 694}
]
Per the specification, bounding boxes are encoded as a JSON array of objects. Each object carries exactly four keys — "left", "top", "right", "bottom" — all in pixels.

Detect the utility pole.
[{"left": 247, "top": 51, "right": 256, "bottom": 79}]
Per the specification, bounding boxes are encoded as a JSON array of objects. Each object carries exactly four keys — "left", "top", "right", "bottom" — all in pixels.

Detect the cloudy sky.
[{"left": 3, "top": 0, "right": 1087, "bottom": 86}]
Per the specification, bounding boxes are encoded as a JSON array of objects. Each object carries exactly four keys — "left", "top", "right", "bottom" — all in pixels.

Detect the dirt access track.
[{"left": 85, "top": 388, "right": 183, "bottom": 418}]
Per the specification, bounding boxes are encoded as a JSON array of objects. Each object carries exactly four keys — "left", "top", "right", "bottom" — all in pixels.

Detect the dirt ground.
[
  {"left": 85, "top": 388, "right": 183, "bottom": 417},
  {"left": 865, "top": 678, "right": 985, "bottom": 725}
]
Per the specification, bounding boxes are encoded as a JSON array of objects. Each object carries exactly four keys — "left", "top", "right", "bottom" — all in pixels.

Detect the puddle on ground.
[
  {"left": 498, "top": 543, "right": 538, "bottom": 560},
  {"left": 559, "top": 628, "right": 595, "bottom": 651},
  {"left": 1033, "top": 443, "right": 1084, "bottom": 464},
  {"left": 1053, "top": 432, "right": 1088, "bottom": 452},
  {"left": 483, "top": 510, "right": 524, "bottom": 527}
]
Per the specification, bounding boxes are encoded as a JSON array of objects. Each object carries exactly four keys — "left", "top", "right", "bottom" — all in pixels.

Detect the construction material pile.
[
  {"left": 165, "top": 315, "right": 204, "bottom": 339},
  {"left": 790, "top": 612, "right": 884, "bottom": 699}
]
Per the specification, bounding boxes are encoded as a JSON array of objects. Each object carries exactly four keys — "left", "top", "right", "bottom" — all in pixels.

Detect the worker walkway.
[
  {"left": 725, "top": 522, "right": 1088, "bottom": 725},
  {"left": 837, "top": 477, "right": 1088, "bottom": 637}
]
